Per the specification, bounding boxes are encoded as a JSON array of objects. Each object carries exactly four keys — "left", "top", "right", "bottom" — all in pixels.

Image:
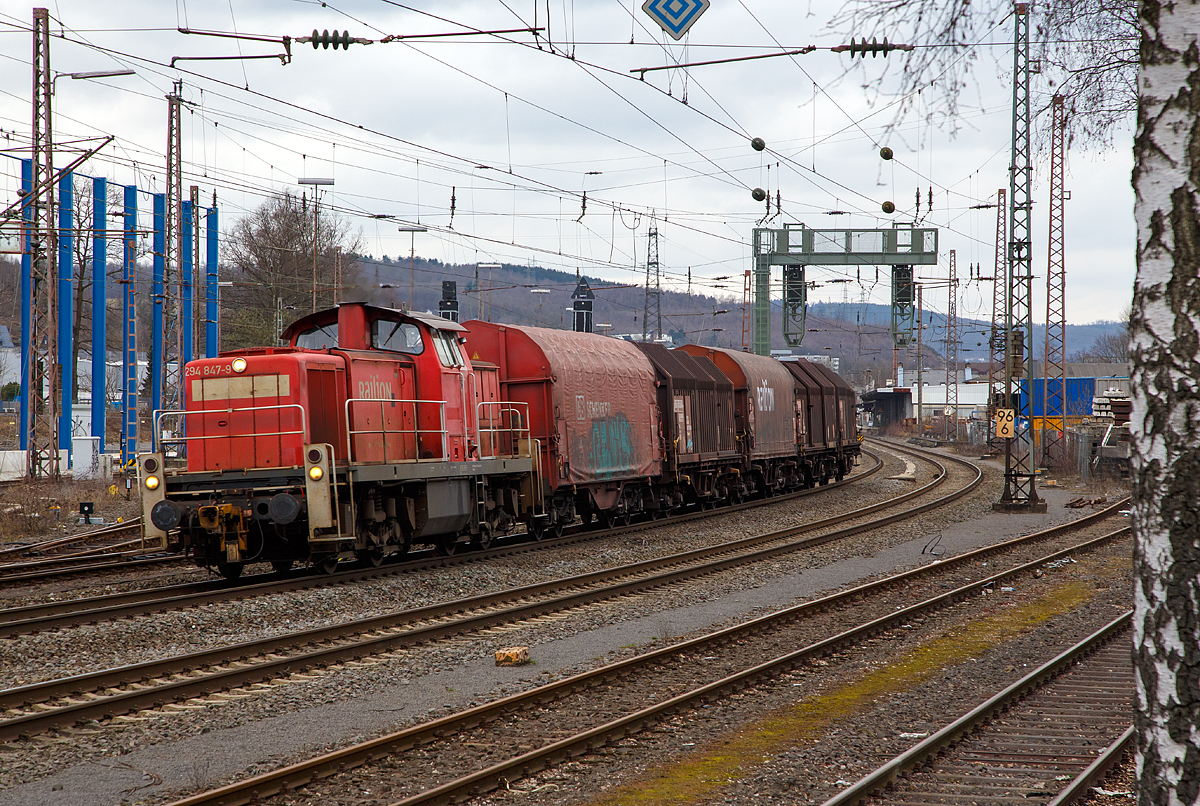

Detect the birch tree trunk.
[{"left": 1131, "top": 2, "right": 1200, "bottom": 804}]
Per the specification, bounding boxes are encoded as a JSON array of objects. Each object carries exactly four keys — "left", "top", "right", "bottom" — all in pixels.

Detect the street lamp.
[
  {"left": 51, "top": 68, "right": 135, "bottom": 94},
  {"left": 397, "top": 223, "right": 427, "bottom": 310},
  {"left": 297, "top": 177, "right": 334, "bottom": 313}
]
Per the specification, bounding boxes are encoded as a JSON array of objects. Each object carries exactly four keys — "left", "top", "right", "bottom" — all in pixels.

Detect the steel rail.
[
  {"left": 0, "top": 519, "right": 143, "bottom": 561},
  {"left": 0, "top": 446, "right": 883, "bottom": 594},
  {"left": 0, "top": 447, "right": 891, "bottom": 636},
  {"left": 819, "top": 611, "right": 1133, "bottom": 806},
  {"left": 0, "top": 445, "right": 956, "bottom": 739},
  {"left": 1045, "top": 724, "right": 1134, "bottom": 806},
  {"left": 0, "top": 553, "right": 183, "bottom": 585},
  {"left": 162, "top": 522, "right": 1132, "bottom": 806}
]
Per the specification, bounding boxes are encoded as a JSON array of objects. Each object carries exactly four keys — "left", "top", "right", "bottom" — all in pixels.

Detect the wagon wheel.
[
  {"left": 603, "top": 510, "right": 619, "bottom": 529},
  {"left": 620, "top": 510, "right": 632, "bottom": 527},
  {"left": 551, "top": 518, "right": 565, "bottom": 538},
  {"left": 473, "top": 523, "right": 495, "bottom": 551},
  {"left": 316, "top": 556, "right": 339, "bottom": 574},
  {"left": 435, "top": 537, "right": 463, "bottom": 556},
  {"left": 270, "top": 559, "right": 294, "bottom": 574},
  {"left": 217, "top": 562, "right": 244, "bottom": 581}
]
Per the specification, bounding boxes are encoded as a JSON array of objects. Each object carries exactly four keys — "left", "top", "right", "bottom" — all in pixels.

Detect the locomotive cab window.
[
  {"left": 296, "top": 324, "right": 338, "bottom": 350},
  {"left": 372, "top": 320, "right": 425, "bottom": 354},
  {"left": 432, "top": 330, "right": 464, "bottom": 367}
]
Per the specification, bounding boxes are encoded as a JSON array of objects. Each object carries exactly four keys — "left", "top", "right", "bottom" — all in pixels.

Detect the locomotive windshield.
[
  {"left": 372, "top": 319, "right": 425, "bottom": 354},
  {"left": 296, "top": 323, "right": 338, "bottom": 349}
]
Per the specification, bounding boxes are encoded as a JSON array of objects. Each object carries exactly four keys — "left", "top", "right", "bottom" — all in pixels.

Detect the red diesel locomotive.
[{"left": 138, "top": 302, "right": 859, "bottom": 579}]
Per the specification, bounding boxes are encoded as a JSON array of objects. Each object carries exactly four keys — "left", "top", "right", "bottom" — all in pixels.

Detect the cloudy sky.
[{"left": 0, "top": 0, "right": 1135, "bottom": 329}]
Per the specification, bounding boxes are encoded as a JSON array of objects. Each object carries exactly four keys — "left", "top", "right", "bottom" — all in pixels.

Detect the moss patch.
[{"left": 585, "top": 579, "right": 1101, "bottom": 806}]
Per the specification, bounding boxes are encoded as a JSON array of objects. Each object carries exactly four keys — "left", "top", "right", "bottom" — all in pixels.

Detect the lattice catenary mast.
[
  {"left": 1042, "top": 94, "right": 1068, "bottom": 468},
  {"left": 642, "top": 217, "right": 661, "bottom": 341},
  {"left": 27, "top": 7, "right": 59, "bottom": 479},
  {"left": 161, "top": 83, "right": 184, "bottom": 415},
  {"left": 945, "top": 249, "right": 958, "bottom": 441},
  {"left": 987, "top": 188, "right": 1007, "bottom": 450},
  {"left": 996, "top": 2, "right": 1045, "bottom": 512}
]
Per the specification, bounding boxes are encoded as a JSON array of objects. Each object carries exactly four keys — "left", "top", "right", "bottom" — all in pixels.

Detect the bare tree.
[
  {"left": 1130, "top": 3, "right": 1200, "bottom": 803},
  {"left": 1070, "top": 307, "right": 1131, "bottom": 363},
  {"left": 221, "top": 191, "right": 362, "bottom": 349},
  {"left": 828, "top": 1, "right": 1137, "bottom": 146},
  {"left": 825, "top": 0, "right": 1194, "bottom": 801}
]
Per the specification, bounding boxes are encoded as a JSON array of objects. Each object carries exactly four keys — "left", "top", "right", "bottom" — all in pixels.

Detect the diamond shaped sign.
[{"left": 642, "top": 0, "right": 710, "bottom": 41}]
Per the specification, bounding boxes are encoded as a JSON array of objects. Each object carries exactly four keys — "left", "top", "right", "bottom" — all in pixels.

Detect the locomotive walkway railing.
[
  {"left": 475, "top": 401, "right": 531, "bottom": 460},
  {"left": 153, "top": 404, "right": 308, "bottom": 467},
  {"left": 344, "top": 397, "right": 448, "bottom": 463}
]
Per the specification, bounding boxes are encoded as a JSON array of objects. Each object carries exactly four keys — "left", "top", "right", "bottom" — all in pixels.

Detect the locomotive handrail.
[
  {"left": 475, "top": 401, "right": 531, "bottom": 460},
  {"left": 344, "top": 397, "right": 448, "bottom": 464},
  {"left": 152, "top": 404, "right": 308, "bottom": 461}
]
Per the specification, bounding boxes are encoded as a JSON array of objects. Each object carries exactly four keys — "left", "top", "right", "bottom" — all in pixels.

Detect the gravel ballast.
[{"left": 0, "top": 446, "right": 1126, "bottom": 805}]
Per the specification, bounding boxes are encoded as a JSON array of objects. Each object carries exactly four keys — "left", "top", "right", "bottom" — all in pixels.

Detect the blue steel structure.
[
  {"left": 19, "top": 160, "right": 31, "bottom": 452},
  {"left": 205, "top": 205, "right": 218, "bottom": 357},
  {"left": 8, "top": 158, "right": 217, "bottom": 470},
  {"left": 181, "top": 199, "right": 193, "bottom": 368},
  {"left": 151, "top": 193, "right": 165, "bottom": 418},
  {"left": 56, "top": 173, "right": 72, "bottom": 455},
  {"left": 91, "top": 177, "right": 106, "bottom": 455},
  {"left": 121, "top": 186, "right": 137, "bottom": 468}
]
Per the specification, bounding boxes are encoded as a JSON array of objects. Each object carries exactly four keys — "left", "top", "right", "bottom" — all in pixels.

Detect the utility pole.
[
  {"left": 740, "top": 269, "right": 751, "bottom": 351},
  {"left": 1043, "top": 95, "right": 1068, "bottom": 469},
  {"left": 28, "top": 7, "right": 59, "bottom": 479},
  {"left": 643, "top": 216, "right": 661, "bottom": 341},
  {"left": 997, "top": 1, "right": 1045, "bottom": 512},
  {"left": 987, "top": 188, "right": 1007, "bottom": 451},
  {"left": 945, "top": 249, "right": 958, "bottom": 441},
  {"left": 916, "top": 285, "right": 923, "bottom": 433},
  {"left": 162, "top": 83, "right": 183, "bottom": 416}
]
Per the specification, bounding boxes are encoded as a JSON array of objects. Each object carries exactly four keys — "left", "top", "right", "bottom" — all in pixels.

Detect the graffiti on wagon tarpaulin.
[{"left": 571, "top": 412, "right": 638, "bottom": 480}]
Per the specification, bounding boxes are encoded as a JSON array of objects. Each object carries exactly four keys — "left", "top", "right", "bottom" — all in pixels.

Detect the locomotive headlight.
[
  {"left": 308, "top": 466, "right": 324, "bottom": 481},
  {"left": 231, "top": 358, "right": 247, "bottom": 373},
  {"left": 144, "top": 475, "right": 160, "bottom": 490}
]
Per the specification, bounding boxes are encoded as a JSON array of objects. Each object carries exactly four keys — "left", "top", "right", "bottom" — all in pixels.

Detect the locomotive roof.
[{"left": 281, "top": 302, "right": 466, "bottom": 343}]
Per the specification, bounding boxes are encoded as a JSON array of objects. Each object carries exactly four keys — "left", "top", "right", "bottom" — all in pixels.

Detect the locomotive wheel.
[
  {"left": 270, "top": 560, "right": 294, "bottom": 573},
  {"left": 358, "top": 548, "right": 385, "bottom": 567},
  {"left": 217, "top": 562, "right": 243, "bottom": 581}
]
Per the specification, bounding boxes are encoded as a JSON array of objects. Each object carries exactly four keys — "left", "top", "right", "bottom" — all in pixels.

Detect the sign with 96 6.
[{"left": 995, "top": 408, "right": 1015, "bottom": 439}]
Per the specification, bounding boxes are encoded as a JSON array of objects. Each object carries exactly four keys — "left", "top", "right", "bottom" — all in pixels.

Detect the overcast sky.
[{"left": 0, "top": 0, "right": 1135, "bottom": 329}]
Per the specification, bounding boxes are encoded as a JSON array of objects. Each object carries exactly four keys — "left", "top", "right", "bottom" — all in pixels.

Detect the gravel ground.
[
  {"left": 0, "top": 445, "right": 1127, "bottom": 805},
  {"left": 263, "top": 530, "right": 1134, "bottom": 806},
  {"left": 0, "top": 447, "right": 932, "bottom": 686}
]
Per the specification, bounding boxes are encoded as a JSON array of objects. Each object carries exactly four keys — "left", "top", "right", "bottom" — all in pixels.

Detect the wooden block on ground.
[{"left": 495, "top": 646, "right": 530, "bottom": 666}]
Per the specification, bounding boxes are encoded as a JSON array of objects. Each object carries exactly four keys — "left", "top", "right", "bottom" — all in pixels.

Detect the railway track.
[
  {"left": 0, "top": 446, "right": 890, "bottom": 592},
  {"left": 0, "top": 442, "right": 915, "bottom": 636},
  {"left": 156, "top": 496, "right": 1132, "bottom": 806},
  {"left": 822, "top": 614, "right": 1133, "bottom": 806},
  {"left": 0, "top": 518, "right": 144, "bottom": 563},
  {"left": 0, "top": 442, "right": 970, "bottom": 740}
]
